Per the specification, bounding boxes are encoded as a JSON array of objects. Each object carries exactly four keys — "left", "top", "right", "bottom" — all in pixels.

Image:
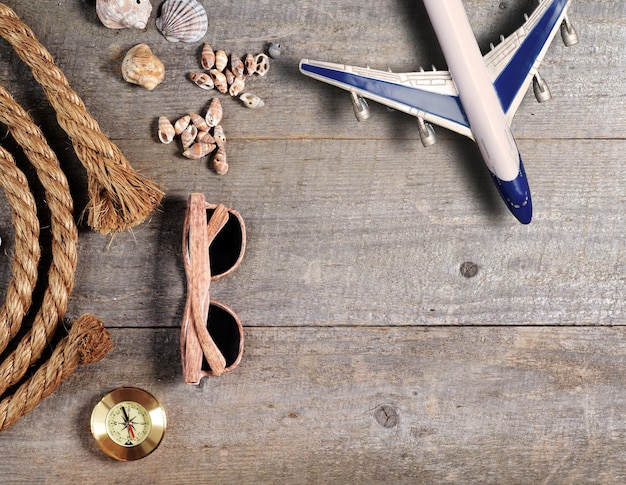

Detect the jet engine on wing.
[
  {"left": 560, "top": 17, "right": 579, "bottom": 46},
  {"left": 532, "top": 72, "right": 552, "bottom": 103},
  {"left": 350, "top": 92, "right": 371, "bottom": 121},
  {"left": 417, "top": 117, "right": 437, "bottom": 147}
]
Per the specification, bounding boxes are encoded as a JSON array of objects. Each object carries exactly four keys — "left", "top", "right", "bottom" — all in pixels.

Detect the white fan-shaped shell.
[
  {"left": 96, "top": 0, "right": 152, "bottom": 29},
  {"left": 156, "top": 0, "right": 208, "bottom": 43}
]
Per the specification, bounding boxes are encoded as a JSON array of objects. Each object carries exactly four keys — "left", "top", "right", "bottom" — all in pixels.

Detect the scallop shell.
[
  {"left": 240, "top": 92, "right": 265, "bottom": 109},
  {"left": 158, "top": 116, "right": 175, "bottom": 144},
  {"left": 189, "top": 72, "right": 214, "bottom": 90},
  {"left": 229, "top": 76, "right": 245, "bottom": 97},
  {"left": 183, "top": 142, "right": 215, "bottom": 160},
  {"left": 156, "top": 0, "right": 208, "bottom": 43},
  {"left": 96, "top": 0, "right": 152, "bottom": 29},
  {"left": 230, "top": 54, "right": 245, "bottom": 79},
  {"left": 174, "top": 114, "right": 191, "bottom": 135},
  {"left": 213, "top": 124, "right": 226, "bottom": 147},
  {"left": 255, "top": 53, "right": 270, "bottom": 76},
  {"left": 201, "top": 43, "right": 215, "bottom": 70},
  {"left": 244, "top": 53, "right": 256, "bottom": 76},
  {"left": 212, "top": 147, "right": 228, "bottom": 175},
  {"left": 215, "top": 50, "right": 228, "bottom": 72},
  {"left": 205, "top": 98, "right": 223, "bottom": 127},
  {"left": 209, "top": 69, "right": 228, "bottom": 94},
  {"left": 121, "top": 43, "right": 165, "bottom": 90},
  {"left": 181, "top": 124, "right": 198, "bottom": 149}
]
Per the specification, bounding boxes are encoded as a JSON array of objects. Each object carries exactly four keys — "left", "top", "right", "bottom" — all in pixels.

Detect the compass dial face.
[
  {"left": 106, "top": 401, "right": 152, "bottom": 447},
  {"left": 91, "top": 387, "right": 166, "bottom": 461}
]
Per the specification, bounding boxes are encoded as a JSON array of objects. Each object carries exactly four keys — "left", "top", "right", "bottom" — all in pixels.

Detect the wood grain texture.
[{"left": 0, "top": 0, "right": 623, "bottom": 482}]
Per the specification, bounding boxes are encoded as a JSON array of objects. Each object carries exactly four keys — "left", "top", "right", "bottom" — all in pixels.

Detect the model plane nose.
[{"left": 490, "top": 159, "right": 532, "bottom": 224}]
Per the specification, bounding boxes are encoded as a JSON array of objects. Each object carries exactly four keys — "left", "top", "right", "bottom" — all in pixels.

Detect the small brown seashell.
[
  {"left": 212, "top": 146, "right": 228, "bottom": 175},
  {"left": 205, "top": 98, "right": 223, "bottom": 127},
  {"left": 121, "top": 43, "right": 165, "bottom": 90},
  {"left": 183, "top": 141, "right": 215, "bottom": 160},
  {"left": 229, "top": 76, "right": 245, "bottom": 97},
  {"left": 96, "top": 0, "right": 152, "bottom": 29},
  {"left": 201, "top": 43, "right": 215, "bottom": 70},
  {"left": 174, "top": 114, "right": 191, "bottom": 135},
  {"left": 224, "top": 68, "right": 235, "bottom": 86},
  {"left": 213, "top": 124, "right": 226, "bottom": 147},
  {"left": 230, "top": 54, "right": 245, "bottom": 79},
  {"left": 196, "top": 130, "right": 215, "bottom": 144},
  {"left": 158, "top": 116, "right": 175, "bottom": 144},
  {"left": 209, "top": 69, "right": 228, "bottom": 94},
  {"left": 181, "top": 124, "right": 198, "bottom": 149},
  {"left": 255, "top": 53, "right": 270, "bottom": 77},
  {"left": 215, "top": 50, "right": 228, "bottom": 72},
  {"left": 156, "top": 0, "right": 208, "bottom": 43},
  {"left": 244, "top": 53, "right": 256, "bottom": 76},
  {"left": 239, "top": 92, "right": 265, "bottom": 109},
  {"left": 189, "top": 72, "right": 214, "bottom": 90},
  {"left": 189, "top": 112, "right": 210, "bottom": 132}
]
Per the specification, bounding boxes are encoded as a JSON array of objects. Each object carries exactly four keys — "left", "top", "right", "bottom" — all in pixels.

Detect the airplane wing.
[
  {"left": 299, "top": 60, "right": 473, "bottom": 139},
  {"left": 299, "top": 0, "right": 575, "bottom": 136},
  {"left": 485, "top": 0, "right": 576, "bottom": 123}
]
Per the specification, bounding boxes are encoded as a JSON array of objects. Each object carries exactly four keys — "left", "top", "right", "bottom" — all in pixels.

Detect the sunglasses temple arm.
[{"left": 188, "top": 196, "right": 227, "bottom": 376}]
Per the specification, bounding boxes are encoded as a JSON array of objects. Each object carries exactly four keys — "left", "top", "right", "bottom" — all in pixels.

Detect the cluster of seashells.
[
  {"left": 189, "top": 44, "right": 268, "bottom": 109},
  {"left": 96, "top": 0, "right": 208, "bottom": 44},
  {"left": 158, "top": 98, "right": 229, "bottom": 174}
]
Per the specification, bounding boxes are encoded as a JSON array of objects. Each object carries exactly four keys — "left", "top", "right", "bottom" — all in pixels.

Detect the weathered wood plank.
[{"left": 1, "top": 327, "right": 626, "bottom": 483}]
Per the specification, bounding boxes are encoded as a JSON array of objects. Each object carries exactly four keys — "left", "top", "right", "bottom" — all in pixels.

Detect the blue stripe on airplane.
[
  {"left": 300, "top": 63, "right": 470, "bottom": 128},
  {"left": 494, "top": 0, "right": 569, "bottom": 112}
]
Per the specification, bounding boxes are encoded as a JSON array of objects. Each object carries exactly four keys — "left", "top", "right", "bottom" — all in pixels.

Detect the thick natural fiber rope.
[
  {"left": 0, "top": 146, "right": 40, "bottom": 355},
  {"left": 0, "top": 2, "right": 164, "bottom": 234},
  {"left": 0, "top": 314, "right": 112, "bottom": 431},
  {"left": 0, "top": 84, "right": 79, "bottom": 397}
]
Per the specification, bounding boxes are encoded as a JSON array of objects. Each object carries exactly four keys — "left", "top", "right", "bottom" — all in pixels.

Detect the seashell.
[
  {"left": 189, "top": 112, "right": 210, "bottom": 132},
  {"left": 183, "top": 142, "right": 215, "bottom": 160},
  {"left": 189, "top": 72, "right": 214, "bottom": 90},
  {"left": 255, "top": 53, "right": 270, "bottom": 77},
  {"left": 213, "top": 124, "right": 226, "bottom": 147},
  {"left": 224, "top": 68, "right": 235, "bottom": 87},
  {"left": 268, "top": 42, "right": 282, "bottom": 59},
  {"left": 209, "top": 69, "right": 228, "bottom": 94},
  {"left": 239, "top": 92, "right": 265, "bottom": 109},
  {"left": 229, "top": 76, "right": 245, "bottom": 97},
  {"left": 212, "top": 147, "right": 228, "bottom": 175},
  {"left": 230, "top": 54, "right": 245, "bottom": 79},
  {"left": 205, "top": 98, "right": 223, "bottom": 127},
  {"left": 121, "top": 43, "right": 165, "bottom": 90},
  {"left": 244, "top": 53, "right": 256, "bottom": 76},
  {"left": 96, "top": 0, "right": 152, "bottom": 29},
  {"left": 158, "top": 116, "right": 175, "bottom": 144},
  {"left": 201, "top": 43, "right": 215, "bottom": 70},
  {"left": 215, "top": 50, "right": 228, "bottom": 72},
  {"left": 174, "top": 114, "right": 191, "bottom": 135},
  {"left": 196, "top": 130, "right": 215, "bottom": 144},
  {"left": 156, "top": 0, "right": 208, "bottom": 43},
  {"left": 181, "top": 123, "right": 198, "bottom": 149}
]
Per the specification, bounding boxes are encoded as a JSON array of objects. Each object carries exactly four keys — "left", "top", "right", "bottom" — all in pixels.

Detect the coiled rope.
[{"left": 0, "top": 3, "right": 159, "bottom": 429}]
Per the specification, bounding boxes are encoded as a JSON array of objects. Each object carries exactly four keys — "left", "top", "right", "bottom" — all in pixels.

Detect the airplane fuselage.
[{"left": 423, "top": 0, "right": 532, "bottom": 223}]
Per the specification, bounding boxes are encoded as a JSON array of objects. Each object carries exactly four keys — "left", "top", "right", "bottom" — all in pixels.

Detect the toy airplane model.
[{"left": 299, "top": 0, "right": 578, "bottom": 224}]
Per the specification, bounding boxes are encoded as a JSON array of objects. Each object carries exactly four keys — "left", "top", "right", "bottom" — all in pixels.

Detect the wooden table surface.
[{"left": 0, "top": 0, "right": 623, "bottom": 483}]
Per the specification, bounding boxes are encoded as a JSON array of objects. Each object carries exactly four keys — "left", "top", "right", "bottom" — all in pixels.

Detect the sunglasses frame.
[{"left": 181, "top": 193, "right": 246, "bottom": 384}]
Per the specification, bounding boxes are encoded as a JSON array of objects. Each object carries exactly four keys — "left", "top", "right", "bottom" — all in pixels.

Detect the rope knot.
[{"left": 69, "top": 314, "right": 113, "bottom": 365}]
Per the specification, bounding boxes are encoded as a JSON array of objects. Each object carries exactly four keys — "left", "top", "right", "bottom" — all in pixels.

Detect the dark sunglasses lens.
[
  {"left": 207, "top": 208, "right": 243, "bottom": 276},
  {"left": 202, "top": 304, "right": 241, "bottom": 370}
]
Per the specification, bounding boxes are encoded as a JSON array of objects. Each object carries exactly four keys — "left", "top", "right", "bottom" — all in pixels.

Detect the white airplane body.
[{"left": 299, "top": 0, "right": 578, "bottom": 224}]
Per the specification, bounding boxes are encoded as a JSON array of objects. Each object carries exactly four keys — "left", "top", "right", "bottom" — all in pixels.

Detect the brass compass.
[{"left": 90, "top": 387, "right": 166, "bottom": 461}]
